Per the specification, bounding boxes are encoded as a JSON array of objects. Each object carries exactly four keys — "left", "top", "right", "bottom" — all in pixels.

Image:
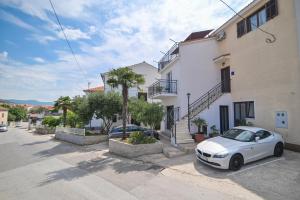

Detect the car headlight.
[{"left": 213, "top": 153, "right": 229, "bottom": 158}]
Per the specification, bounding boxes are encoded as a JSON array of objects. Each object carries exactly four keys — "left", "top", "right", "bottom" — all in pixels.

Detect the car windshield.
[{"left": 221, "top": 129, "right": 255, "bottom": 142}]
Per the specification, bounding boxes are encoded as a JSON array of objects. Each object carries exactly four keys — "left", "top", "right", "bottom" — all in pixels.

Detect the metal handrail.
[
  {"left": 158, "top": 43, "right": 179, "bottom": 71},
  {"left": 148, "top": 79, "right": 178, "bottom": 97},
  {"left": 184, "top": 81, "right": 224, "bottom": 119}
]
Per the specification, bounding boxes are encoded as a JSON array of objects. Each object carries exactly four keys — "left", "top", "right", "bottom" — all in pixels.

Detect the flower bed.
[
  {"left": 55, "top": 127, "right": 108, "bottom": 145},
  {"left": 109, "top": 138, "right": 163, "bottom": 158}
]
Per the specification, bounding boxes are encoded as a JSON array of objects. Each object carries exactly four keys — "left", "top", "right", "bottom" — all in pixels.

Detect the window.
[
  {"left": 234, "top": 101, "right": 255, "bottom": 126},
  {"left": 258, "top": 9, "right": 267, "bottom": 26},
  {"left": 138, "top": 92, "right": 147, "bottom": 101},
  {"left": 256, "top": 130, "right": 271, "bottom": 140},
  {"left": 266, "top": 0, "right": 278, "bottom": 20},
  {"left": 112, "top": 114, "right": 117, "bottom": 122},
  {"left": 247, "top": 14, "right": 258, "bottom": 32},
  {"left": 1, "top": 113, "right": 4, "bottom": 118},
  {"left": 237, "top": 0, "right": 278, "bottom": 38},
  {"left": 237, "top": 20, "right": 246, "bottom": 38}
]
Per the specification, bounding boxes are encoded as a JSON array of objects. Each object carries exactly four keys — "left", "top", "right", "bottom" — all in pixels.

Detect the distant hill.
[{"left": 4, "top": 99, "right": 54, "bottom": 106}]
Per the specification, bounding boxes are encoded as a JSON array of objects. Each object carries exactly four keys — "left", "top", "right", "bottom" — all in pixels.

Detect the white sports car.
[{"left": 195, "top": 126, "right": 284, "bottom": 171}]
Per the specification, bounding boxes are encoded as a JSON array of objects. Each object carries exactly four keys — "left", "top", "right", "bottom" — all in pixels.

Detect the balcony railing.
[
  {"left": 148, "top": 79, "right": 177, "bottom": 97},
  {"left": 158, "top": 43, "right": 179, "bottom": 71}
]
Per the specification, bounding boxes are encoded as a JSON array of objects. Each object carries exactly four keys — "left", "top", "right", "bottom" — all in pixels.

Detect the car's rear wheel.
[
  {"left": 274, "top": 142, "right": 284, "bottom": 157},
  {"left": 229, "top": 154, "right": 244, "bottom": 171}
]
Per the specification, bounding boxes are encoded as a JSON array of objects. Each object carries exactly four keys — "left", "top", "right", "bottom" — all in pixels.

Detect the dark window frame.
[
  {"left": 234, "top": 101, "right": 255, "bottom": 119},
  {"left": 237, "top": 0, "right": 278, "bottom": 38}
]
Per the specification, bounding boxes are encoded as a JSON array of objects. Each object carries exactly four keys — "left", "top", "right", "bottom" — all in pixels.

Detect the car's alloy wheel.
[
  {"left": 229, "top": 154, "right": 243, "bottom": 171},
  {"left": 274, "top": 142, "right": 284, "bottom": 157}
]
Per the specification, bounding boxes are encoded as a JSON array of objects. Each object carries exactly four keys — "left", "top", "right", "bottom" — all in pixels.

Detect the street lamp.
[{"left": 187, "top": 93, "right": 191, "bottom": 133}]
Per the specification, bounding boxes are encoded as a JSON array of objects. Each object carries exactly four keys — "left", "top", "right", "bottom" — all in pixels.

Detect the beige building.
[
  {"left": 0, "top": 108, "right": 8, "bottom": 125},
  {"left": 211, "top": 0, "right": 300, "bottom": 150},
  {"left": 149, "top": 0, "right": 300, "bottom": 151}
]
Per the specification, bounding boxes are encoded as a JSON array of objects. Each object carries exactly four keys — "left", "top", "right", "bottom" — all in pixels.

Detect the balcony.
[
  {"left": 148, "top": 79, "right": 177, "bottom": 99},
  {"left": 158, "top": 43, "right": 179, "bottom": 72}
]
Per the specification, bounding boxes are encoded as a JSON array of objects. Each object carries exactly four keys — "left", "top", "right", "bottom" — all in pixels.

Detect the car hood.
[{"left": 197, "top": 136, "right": 242, "bottom": 154}]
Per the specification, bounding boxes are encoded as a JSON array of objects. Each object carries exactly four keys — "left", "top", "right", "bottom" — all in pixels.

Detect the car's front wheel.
[
  {"left": 274, "top": 142, "right": 284, "bottom": 157},
  {"left": 229, "top": 154, "right": 244, "bottom": 171}
]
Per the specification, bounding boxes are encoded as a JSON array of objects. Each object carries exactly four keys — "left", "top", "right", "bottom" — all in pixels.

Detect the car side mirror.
[{"left": 255, "top": 136, "right": 260, "bottom": 142}]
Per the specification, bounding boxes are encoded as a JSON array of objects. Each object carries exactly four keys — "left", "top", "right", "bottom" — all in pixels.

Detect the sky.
[{"left": 0, "top": 0, "right": 252, "bottom": 101}]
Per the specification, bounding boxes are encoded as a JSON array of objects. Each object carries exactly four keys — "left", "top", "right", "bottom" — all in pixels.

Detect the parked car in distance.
[
  {"left": 195, "top": 126, "right": 284, "bottom": 171},
  {"left": 0, "top": 125, "right": 8, "bottom": 132},
  {"left": 109, "top": 124, "right": 159, "bottom": 139}
]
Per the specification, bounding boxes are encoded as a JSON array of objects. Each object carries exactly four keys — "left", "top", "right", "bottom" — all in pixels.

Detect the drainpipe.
[{"left": 187, "top": 93, "right": 191, "bottom": 133}]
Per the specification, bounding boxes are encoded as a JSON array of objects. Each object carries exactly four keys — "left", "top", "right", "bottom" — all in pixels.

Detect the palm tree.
[
  {"left": 54, "top": 96, "right": 72, "bottom": 127},
  {"left": 107, "top": 67, "right": 145, "bottom": 139}
]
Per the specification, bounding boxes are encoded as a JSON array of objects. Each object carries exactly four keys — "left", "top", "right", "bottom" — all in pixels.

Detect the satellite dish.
[{"left": 216, "top": 30, "right": 226, "bottom": 41}]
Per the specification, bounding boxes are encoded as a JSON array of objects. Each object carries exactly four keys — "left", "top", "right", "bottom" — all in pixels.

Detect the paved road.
[{"left": 0, "top": 127, "right": 299, "bottom": 200}]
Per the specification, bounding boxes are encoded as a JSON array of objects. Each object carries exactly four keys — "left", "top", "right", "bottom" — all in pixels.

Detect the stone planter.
[
  {"left": 55, "top": 131, "right": 108, "bottom": 145},
  {"left": 109, "top": 139, "right": 163, "bottom": 158},
  {"left": 35, "top": 126, "right": 55, "bottom": 134}
]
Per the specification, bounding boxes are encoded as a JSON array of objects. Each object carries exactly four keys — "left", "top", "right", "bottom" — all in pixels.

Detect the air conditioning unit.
[{"left": 216, "top": 30, "right": 226, "bottom": 41}]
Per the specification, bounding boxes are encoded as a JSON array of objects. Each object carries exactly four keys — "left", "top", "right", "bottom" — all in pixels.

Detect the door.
[
  {"left": 166, "top": 106, "right": 174, "bottom": 130},
  {"left": 166, "top": 72, "right": 172, "bottom": 93},
  {"left": 221, "top": 67, "right": 231, "bottom": 93},
  {"left": 219, "top": 106, "right": 229, "bottom": 134}
]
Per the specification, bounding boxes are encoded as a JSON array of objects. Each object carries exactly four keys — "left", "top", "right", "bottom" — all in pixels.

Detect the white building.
[
  {"left": 149, "top": 0, "right": 300, "bottom": 152},
  {"left": 101, "top": 61, "right": 161, "bottom": 126},
  {"left": 148, "top": 30, "right": 233, "bottom": 144},
  {"left": 101, "top": 61, "right": 160, "bottom": 102}
]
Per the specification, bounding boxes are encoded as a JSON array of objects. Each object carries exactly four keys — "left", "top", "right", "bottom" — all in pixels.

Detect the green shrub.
[
  {"left": 42, "top": 116, "right": 60, "bottom": 128},
  {"left": 126, "top": 132, "right": 156, "bottom": 145}
]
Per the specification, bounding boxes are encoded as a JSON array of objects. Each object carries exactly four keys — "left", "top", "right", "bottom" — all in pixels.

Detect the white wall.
[
  {"left": 157, "top": 38, "right": 234, "bottom": 133},
  {"left": 191, "top": 94, "right": 233, "bottom": 135},
  {"left": 102, "top": 62, "right": 160, "bottom": 102},
  {"left": 178, "top": 38, "right": 221, "bottom": 117}
]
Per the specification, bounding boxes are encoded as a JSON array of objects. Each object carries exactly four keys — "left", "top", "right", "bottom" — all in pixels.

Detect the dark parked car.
[
  {"left": 0, "top": 125, "right": 8, "bottom": 132},
  {"left": 109, "top": 124, "right": 159, "bottom": 139}
]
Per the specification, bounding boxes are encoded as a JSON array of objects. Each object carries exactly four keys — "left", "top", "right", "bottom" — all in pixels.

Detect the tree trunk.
[
  {"left": 122, "top": 85, "right": 128, "bottom": 140},
  {"left": 63, "top": 108, "right": 67, "bottom": 127}
]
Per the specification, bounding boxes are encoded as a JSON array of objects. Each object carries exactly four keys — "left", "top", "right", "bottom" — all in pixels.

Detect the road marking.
[{"left": 227, "top": 157, "right": 284, "bottom": 176}]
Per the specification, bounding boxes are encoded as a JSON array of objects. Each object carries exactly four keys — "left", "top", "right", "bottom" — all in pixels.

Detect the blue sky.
[{"left": 0, "top": 0, "right": 252, "bottom": 101}]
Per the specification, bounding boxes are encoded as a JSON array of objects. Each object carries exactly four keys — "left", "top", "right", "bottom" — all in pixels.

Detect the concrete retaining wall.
[
  {"left": 35, "top": 126, "right": 55, "bottom": 134},
  {"left": 55, "top": 132, "right": 108, "bottom": 145},
  {"left": 109, "top": 139, "right": 163, "bottom": 158}
]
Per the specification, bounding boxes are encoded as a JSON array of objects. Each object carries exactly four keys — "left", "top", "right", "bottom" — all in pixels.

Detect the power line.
[
  {"left": 218, "top": 0, "right": 276, "bottom": 43},
  {"left": 48, "top": 0, "right": 89, "bottom": 81}
]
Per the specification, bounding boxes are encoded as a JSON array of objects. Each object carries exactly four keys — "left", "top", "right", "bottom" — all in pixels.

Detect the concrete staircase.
[
  {"left": 173, "top": 81, "right": 224, "bottom": 144},
  {"left": 174, "top": 118, "right": 194, "bottom": 144}
]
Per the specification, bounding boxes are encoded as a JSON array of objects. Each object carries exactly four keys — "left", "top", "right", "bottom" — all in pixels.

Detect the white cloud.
[
  {"left": 30, "top": 34, "right": 57, "bottom": 44},
  {"left": 33, "top": 57, "right": 45, "bottom": 63},
  {"left": 57, "top": 27, "right": 91, "bottom": 40},
  {"left": 0, "top": 51, "right": 8, "bottom": 60},
  {"left": 0, "top": 0, "right": 254, "bottom": 101},
  {"left": 0, "top": 10, "right": 37, "bottom": 31}
]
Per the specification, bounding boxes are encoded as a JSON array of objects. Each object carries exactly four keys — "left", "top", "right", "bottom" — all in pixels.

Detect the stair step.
[
  {"left": 178, "top": 143, "right": 197, "bottom": 154},
  {"left": 176, "top": 139, "right": 195, "bottom": 144}
]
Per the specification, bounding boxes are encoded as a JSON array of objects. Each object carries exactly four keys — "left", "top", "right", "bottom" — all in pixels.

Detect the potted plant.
[
  {"left": 155, "top": 86, "right": 163, "bottom": 93},
  {"left": 192, "top": 117, "right": 207, "bottom": 142},
  {"left": 209, "top": 125, "right": 220, "bottom": 138}
]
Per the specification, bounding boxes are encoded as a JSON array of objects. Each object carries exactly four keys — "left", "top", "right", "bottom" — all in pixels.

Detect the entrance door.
[
  {"left": 221, "top": 67, "right": 231, "bottom": 93},
  {"left": 166, "top": 105, "right": 174, "bottom": 130},
  {"left": 219, "top": 105, "right": 229, "bottom": 134}
]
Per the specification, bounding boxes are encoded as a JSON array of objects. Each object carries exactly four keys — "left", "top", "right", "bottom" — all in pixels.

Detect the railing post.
[
  {"left": 207, "top": 91, "right": 210, "bottom": 109},
  {"left": 187, "top": 93, "right": 191, "bottom": 133}
]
